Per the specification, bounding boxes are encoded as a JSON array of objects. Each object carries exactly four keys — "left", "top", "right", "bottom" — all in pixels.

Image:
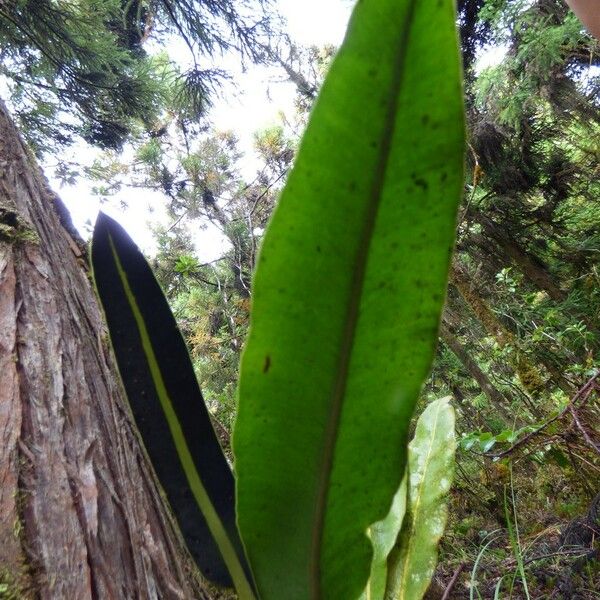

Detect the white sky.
[
  {"left": 50, "top": 0, "right": 507, "bottom": 261},
  {"left": 52, "top": 0, "right": 355, "bottom": 260}
]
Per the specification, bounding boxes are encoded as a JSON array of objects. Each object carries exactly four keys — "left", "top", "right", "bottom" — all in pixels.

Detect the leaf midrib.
[{"left": 308, "top": 2, "right": 419, "bottom": 597}]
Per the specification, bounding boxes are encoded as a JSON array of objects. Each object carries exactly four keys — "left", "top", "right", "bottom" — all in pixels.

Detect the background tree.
[
  {"left": 430, "top": 1, "right": 600, "bottom": 595},
  {"left": 0, "top": 0, "right": 275, "bottom": 154}
]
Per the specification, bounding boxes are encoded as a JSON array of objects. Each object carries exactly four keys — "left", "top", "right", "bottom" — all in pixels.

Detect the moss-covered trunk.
[
  {"left": 0, "top": 99, "right": 210, "bottom": 599},
  {"left": 439, "top": 319, "right": 515, "bottom": 421}
]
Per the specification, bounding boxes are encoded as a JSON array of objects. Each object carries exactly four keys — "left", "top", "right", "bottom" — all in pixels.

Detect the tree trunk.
[
  {"left": 440, "top": 320, "right": 514, "bottom": 422},
  {"left": 450, "top": 264, "right": 513, "bottom": 348},
  {"left": 450, "top": 264, "right": 575, "bottom": 398},
  {"left": 470, "top": 212, "right": 598, "bottom": 342},
  {"left": 0, "top": 100, "right": 213, "bottom": 598},
  {"left": 474, "top": 212, "right": 566, "bottom": 303}
]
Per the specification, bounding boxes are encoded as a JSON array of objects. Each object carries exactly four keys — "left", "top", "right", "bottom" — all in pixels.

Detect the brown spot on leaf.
[{"left": 263, "top": 355, "right": 271, "bottom": 373}]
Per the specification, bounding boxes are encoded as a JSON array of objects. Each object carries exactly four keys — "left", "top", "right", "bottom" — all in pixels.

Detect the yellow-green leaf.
[
  {"left": 385, "top": 398, "right": 456, "bottom": 600},
  {"left": 363, "top": 475, "right": 408, "bottom": 600}
]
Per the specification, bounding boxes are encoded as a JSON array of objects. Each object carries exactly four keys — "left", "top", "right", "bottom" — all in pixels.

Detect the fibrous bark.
[{"left": 0, "top": 99, "right": 211, "bottom": 599}]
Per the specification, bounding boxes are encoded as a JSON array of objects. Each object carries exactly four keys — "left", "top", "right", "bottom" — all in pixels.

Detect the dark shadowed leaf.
[{"left": 91, "top": 212, "right": 255, "bottom": 597}]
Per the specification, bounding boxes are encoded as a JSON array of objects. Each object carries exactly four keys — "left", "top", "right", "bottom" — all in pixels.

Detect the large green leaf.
[
  {"left": 91, "top": 213, "right": 255, "bottom": 597},
  {"left": 385, "top": 398, "right": 456, "bottom": 600},
  {"left": 233, "top": 0, "right": 465, "bottom": 597}
]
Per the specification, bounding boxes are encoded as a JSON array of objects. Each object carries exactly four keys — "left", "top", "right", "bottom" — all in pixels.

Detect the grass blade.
[{"left": 504, "top": 466, "right": 531, "bottom": 600}]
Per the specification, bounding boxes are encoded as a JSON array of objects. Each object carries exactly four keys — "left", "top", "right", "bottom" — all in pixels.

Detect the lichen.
[
  {"left": 0, "top": 564, "right": 33, "bottom": 600},
  {"left": 0, "top": 219, "right": 39, "bottom": 245}
]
